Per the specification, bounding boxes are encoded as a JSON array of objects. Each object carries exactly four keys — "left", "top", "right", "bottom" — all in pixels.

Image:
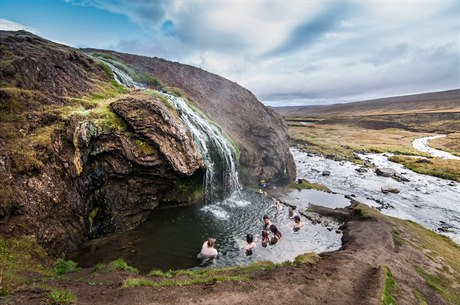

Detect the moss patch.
[
  {"left": 0, "top": 235, "right": 51, "bottom": 290},
  {"left": 380, "top": 266, "right": 398, "bottom": 305},
  {"left": 109, "top": 258, "right": 139, "bottom": 274},
  {"left": 415, "top": 265, "right": 460, "bottom": 304},
  {"left": 287, "top": 179, "right": 331, "bottom": 192}
]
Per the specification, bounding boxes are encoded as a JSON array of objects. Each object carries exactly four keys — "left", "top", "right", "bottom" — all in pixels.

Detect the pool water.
[{"left": 71, "top": 191, "right": 342, "bottom": 273}]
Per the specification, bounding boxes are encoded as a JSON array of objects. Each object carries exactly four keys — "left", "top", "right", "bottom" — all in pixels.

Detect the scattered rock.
[
  {"left": 438, "top": 226, "right": 450, "bottom": 232},
  {"left": 416, "top": 158, "right": 433, "bottom": 164},
  {"left": 381, "top": 187, "right": 400, "bottom": 194},
  {"left": 375, "top": 168, "right": 397, "bottom": 177},
  {"left": 355, "top": 167, "right": 368, "bottom": 173}
]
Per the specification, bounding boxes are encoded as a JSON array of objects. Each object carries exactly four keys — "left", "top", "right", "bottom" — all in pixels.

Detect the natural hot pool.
[{"left": 71, "top": 191, "right": 343, "bottom": 273}]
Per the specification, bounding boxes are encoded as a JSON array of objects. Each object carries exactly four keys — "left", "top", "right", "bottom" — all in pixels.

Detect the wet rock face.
[
  {"left": 96, "top": 51, "right": 296, "bottom": 185},
  {"left": 111, "top": 95, "right": 203, "bottom": 175}
]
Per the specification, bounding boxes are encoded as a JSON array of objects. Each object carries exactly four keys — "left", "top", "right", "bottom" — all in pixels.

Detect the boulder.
[
  {"left": 381, "top": 187, "right": 400, "bottom": 194},
  {"left": 375, "top": 168, "right": 397, "bottom": 177},
  {"left": 322, "top": 171, "right": 331, "bottom": 176}
]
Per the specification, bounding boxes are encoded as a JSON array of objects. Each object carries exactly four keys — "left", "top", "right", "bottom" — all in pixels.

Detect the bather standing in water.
[
  {"left": 293, "top": 215, "right": 304, "bottom": 232},
  {"left": 243, "top": 233, "right": 256, "bottom": 255},
  {"left": 263, "top": 214, "right": 272, "bottom": 230},
  {"left": 261, "top": 230, "right": 270, "bottom": 248},
  {"left": 197, "top": 238, "right": 218, "bottom": 260},
  {"left": 269, "top": 224, "right": 282, "bottom": 245},
  {"left": 288, "top": 206, "right": 297, "bottom": 219}
]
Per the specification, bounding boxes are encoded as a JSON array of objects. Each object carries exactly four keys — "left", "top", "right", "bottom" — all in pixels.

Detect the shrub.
[
  {"left": 54, "top": 259, "right": 78, "bottom": 276},
  {"left": 49, "top": 289, "right": 77, "bottom": 305},
  {"left": 110, "top": 258, "right": 138, "bottom": 273}
]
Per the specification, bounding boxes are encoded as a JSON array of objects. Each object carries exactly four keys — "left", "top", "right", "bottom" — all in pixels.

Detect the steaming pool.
[{"left": 71, "top": 190, "right": 344, "bottom": 273}]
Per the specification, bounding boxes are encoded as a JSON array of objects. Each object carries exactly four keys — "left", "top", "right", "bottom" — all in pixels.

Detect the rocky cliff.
[{"left": 0, "top": 30, "right": 295, "bottom": 256}]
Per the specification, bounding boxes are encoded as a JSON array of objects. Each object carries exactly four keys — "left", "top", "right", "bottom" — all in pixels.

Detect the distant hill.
[{"left": 275, "top": 89, "right": 460, "bottom": 118}]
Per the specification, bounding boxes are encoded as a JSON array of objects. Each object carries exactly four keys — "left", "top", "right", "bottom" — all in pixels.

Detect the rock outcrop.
[
  {"left": 0, "top": 30, "right": 295, "bottom": 256},
  {"left": 85, "top": 49, "right": 296, "bottom": 185}
]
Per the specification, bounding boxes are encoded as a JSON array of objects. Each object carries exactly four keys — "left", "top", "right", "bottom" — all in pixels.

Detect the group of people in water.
[{"left": 198, "top": 198, "right": 305, "bottom": 260}]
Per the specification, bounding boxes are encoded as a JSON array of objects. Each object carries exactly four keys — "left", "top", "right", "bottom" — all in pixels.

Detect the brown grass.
[
  {"left": 289, "top": 124, "right": 430, "bottom": 160},
  {"left": 428, "top": 133, "right": 460, "bottom": 157},
  {"left": 388, "top": 156, "right": 460, "bottom": 182}
]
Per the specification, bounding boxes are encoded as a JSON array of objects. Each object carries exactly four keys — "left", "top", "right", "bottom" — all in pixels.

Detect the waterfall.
[
  {"left": 98, "top": 60, "right": 241, "bottom": 203},
  {"left": 161, "top": 93, "right": 241, "bottom": 203},
  {"left": 95, "top": 56, "right": 145, "bottom": 89}
]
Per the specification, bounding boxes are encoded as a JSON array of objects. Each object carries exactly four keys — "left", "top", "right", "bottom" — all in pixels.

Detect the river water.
[
  {"left": 412, "top": 135, "right": 460, "bottom": 160},
  {"left": 292, "top": 147, "right": 460, "bottom": 244}
]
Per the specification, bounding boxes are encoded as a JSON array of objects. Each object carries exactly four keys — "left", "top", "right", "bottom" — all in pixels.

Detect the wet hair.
[
  {"left": 292, "top": 205, "right": 297, "bottom": 210},
  {"left": 207, "top": 238, "right": 216, "bottom": 248},
  {"left": 262, "top": 230, "right": 269, "bottom": 238},
  {"left": 294, "top": 215, "right": 301, "bottom": 222},
  {"left": 269, "top": 224, "right": 282, "bottom": 238},
  {"left": 246, "top": 233, "right": 254, "bottom": 243},
  {"left": 261, "top": 230, "right": 269, "bottom": 247},
  {"left": 263, "top": 214, "right": 269, "bottom": 221}
]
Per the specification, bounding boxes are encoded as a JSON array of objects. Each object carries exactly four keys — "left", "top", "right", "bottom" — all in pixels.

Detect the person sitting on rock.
[
  {"left": 269, "top": 224, "right": 282, "bottom": 245},
  {"left": 197, "top": 238, "right": 218, "bottom": 260},
  {"left": 288, "top": 206, "right": 297, "bottom": 219},
  {"left": 261, "top": 230, "right": 270, "bottom": 248},
  {"left": 293, "top": 215, "right": 304, "bottom": 232},
  {"left": 263, "top": 214, "right": 272, "bottom": 230},
  {"left": 243, "top": 233, "right": 256, "bottom": 255}
]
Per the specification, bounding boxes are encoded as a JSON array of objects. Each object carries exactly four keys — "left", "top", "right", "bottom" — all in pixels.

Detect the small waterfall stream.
[
  {"left": 96, "top": 55, "right": 241, "bottom": 203},
  {"left": 161, "top": 93, "right": 241, "bottom": 203}
]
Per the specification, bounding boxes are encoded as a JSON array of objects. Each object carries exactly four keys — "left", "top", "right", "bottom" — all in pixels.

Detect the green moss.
[
  {"left": 380, "top": 266, "right": 398, "bottom": 305},
  {"left": 0, "top": 235, "right": 51, "bottom": 289},
  {"left": 293, "top": 253, "right": 321, "bottom": 266},
  {"left": 88, "top": 207, "right": 99, "bottom": 231},
  {"left": 412, "top": 288, "right": 428, "bottom": 305},
  {"left": 287, "top": 179, "right": 331, "bottom": 192},
  {"left": 109, "top": 258, "right": 138, "bottom": 274},
  {"left": 148, "top": 269, "right": 173, "bottom": 278},
  {"left": 54, "top": 259, "right": 78, "bottom": 276},
  {"left": 122, "top": 274, "right": 250, "bottom": 288},
  {"left": 134, "top": 138, "right": 157, "bottom": 156},
  {"left": 415, "top": 265, "right": 460, "bottom": 304},
  {"left": 392, "top": 228, "right": 403, "bottom": 251},
  {"left": 48, "top": 289, "right": 77, "bottom": 305},
  {"left": 353, "top": 205, "right": 370, "bottom": 219},
  {"left": 161, "top": 175, "right": 204, "bottom": 206}
]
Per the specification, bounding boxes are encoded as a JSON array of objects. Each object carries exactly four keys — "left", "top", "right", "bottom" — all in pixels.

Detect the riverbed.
[{"left": 292, "top": 148, "right": 460, "bottom": 244}]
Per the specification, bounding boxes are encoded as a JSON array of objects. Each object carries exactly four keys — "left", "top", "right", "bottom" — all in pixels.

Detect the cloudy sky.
[{"left": 1, "top": 0, "right": 459, "bottom": 106}]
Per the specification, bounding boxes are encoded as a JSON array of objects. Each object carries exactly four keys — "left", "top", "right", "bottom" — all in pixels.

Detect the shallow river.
[{"left": 292, "top": 148, "right": 460, "bottom": 244}]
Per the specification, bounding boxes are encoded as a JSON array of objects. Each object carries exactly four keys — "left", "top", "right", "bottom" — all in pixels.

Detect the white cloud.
[
  {"left": 70, "top": 0, "right": 460, "bottom": 106},
  {"left": 0, "top": 19, "right": 39, "bottom": 33}
]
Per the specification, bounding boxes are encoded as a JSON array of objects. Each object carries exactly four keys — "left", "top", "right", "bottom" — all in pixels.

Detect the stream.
[{"left": 292, "top": 145, "right": 460, "bottom": 244}]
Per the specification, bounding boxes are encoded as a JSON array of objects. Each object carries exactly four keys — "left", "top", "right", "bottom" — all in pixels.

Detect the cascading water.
[
  {"left": 97, "top": 57, "right": 241, "bottom": 203},
  {"left": 95, "top": 56, "right": 145, "bottom": 89},
  {"left": 160, "top": 93, "right": 241, "bottom": 204}
]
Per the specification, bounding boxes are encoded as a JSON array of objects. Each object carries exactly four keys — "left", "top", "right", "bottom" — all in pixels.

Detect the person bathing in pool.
[
  {"left": 293, "top": 215, "right": 304, "bottom": 232},
  {"left": 243, "top": 233, "right": 256, "bottom": 255},
  {"left": 197, "top": 238, "right": 218, "bottom": 260},
  {"left": 269, "top": 224, "right": 282, "bottom": 245}
]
